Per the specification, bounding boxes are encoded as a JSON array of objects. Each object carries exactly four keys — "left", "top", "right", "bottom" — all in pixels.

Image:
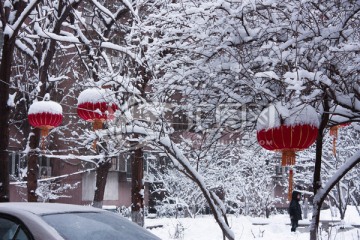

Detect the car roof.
[
  {"left": 0, "top": 202, "right": 161, "bottom": 240},
  {"left": 0, "top": 202, "right": 103, "bottom": 215}
]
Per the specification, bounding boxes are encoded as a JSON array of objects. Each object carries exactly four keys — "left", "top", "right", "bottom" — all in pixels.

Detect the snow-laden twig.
[
  {"left": 4, "top": 0, "right": 42, "bottom": 38},
  {"left": 10, "top": 168, "right": 96, "bottom": 185},
  {"left": 98, "top": 124, "right": 235, "bottom": 239},
  {"left": 311, "top": 150, "right": 360, "bottom": 230}
]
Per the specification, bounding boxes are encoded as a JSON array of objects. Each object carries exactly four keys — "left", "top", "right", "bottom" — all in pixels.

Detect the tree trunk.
[
  {"left": 0, "top": 151, "right": 9, "bottom": 202},
  {"left": 310, "top": 98, "right": 329, "bottom": 240},
  {"left": 0, "top": 0, "right": 41, "bottom": 203},
  {"left": 131, "top": 147, "right": 144, "bottom": 227},
  {"left": 27, "top": 154, "right": 39, "bottom": 202},
  {"left": 92, "top": 159, "right": 111, "bottom": 208},
  {"left": 310, "top": 140, "right": 323, "bottom": 240},
  {"left": 310, "top": 201, "right": 321, "bottom": 240},
  {"left": 27, "top": 128, "right": 41, "bottom": 202},
  {"left": 336, "top": 183, "right": 344, "bottom": 220},
  {"left": 0, "top": 32, "right": 15, "bottom": 203}
]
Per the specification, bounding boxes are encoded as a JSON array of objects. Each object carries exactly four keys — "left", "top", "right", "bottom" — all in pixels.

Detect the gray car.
[{"left": 0, "top": 202, "right": 160, "bottom": 240}]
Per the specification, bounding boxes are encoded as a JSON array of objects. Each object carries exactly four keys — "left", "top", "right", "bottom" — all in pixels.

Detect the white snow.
[
  {"left": 28, "top": 100, "right": 63, "bottom": 115},
  {"left": 100, "top": 42, "right": 142, "bottom": 65},
  {"left": 147, "top": 206, "right": 360, "bottom": 240},
  {"left": 254, "top": 71, "right": 280, "bottom": 80},
  {"left": 7, "top": 92, "right": 16, "bottom": 107},
  {"left": 257, "top": 103, "right": 319, "bottom": 131},
  {"left": 90, "top": 0, "right": 115, "bottom": 18},
  {"left": 77, "top": 88, "right": 116, "bottom": 105}
]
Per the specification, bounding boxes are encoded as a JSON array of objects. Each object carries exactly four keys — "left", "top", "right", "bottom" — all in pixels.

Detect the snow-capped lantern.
[
  {"left": 28, "top": 97, "right": 63, "bottom": 147},
  {"left": 256, "top": 104, "right": 319, "bottom": 200},
  {"left": 77, "top": 88, "right": 118, "bottom": 148},
  {"left": 257, "top": 104, "right": 319, "bottom": 166},
  {"left": 329, "top": 122, "right": 350, "bottom": 156}
]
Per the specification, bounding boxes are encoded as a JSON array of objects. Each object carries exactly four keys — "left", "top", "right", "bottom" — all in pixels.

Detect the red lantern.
[
  {"left": 257, "top": 124, "right": 318, "bottom": 166},
  {"left": 77, "top": 88, "right": 118, "bottom": 148},
  {"left": 329, "top": 123, "right": 350, "bottom": 156},
  {"left": 77, "top": 101, "right": 118, "bottom": 129},
  {"left": 257, "top": 104, "right": 319, "bottom": 200},
  {"left": 28, "top": 100, "right": 63, "bottom": 147}
]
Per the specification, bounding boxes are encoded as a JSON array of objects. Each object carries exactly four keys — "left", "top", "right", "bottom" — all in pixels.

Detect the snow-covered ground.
[{"left": 146, "top": 206, "right": 360, "bottom": 240}]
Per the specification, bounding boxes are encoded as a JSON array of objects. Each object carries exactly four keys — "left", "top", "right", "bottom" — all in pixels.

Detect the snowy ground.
[{"left": 146, "top": 206, "right": 360, "bottom": 240}]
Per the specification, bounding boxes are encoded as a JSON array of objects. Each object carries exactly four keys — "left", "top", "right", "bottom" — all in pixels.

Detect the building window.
[
  {"left": 109, "top": 155, "right": 127, "bottom": 172},
  {"left": 8, "top": 152, "right": 27, "bottom": 178},
  {"left": 125, "top": 152, "right": 149, "bottom": 181},
  {"left": 110, "top": 156, "right": 119, "bottom": 171},
  {"left": 118, "top": 156, "right": 126, "bottom": 172},
  {"left": 274, "top": 166, "right": 290, "bottom": 177},
  {"left": 172, "top": 112, "right": 189, "bottom": 131},
  {"left": 8, "top": 152, "right": 52, "bottom": 179},
  {"left": 38, "top": 155, "right": 51, "bottom": 178},
  {"left": 143, "top": 153, "right": 155, "bottom": 176}
]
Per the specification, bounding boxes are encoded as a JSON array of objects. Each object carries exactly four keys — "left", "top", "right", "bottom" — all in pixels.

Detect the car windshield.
[{"left": 41, "top": 212, "right": 158, "bottom": 240}]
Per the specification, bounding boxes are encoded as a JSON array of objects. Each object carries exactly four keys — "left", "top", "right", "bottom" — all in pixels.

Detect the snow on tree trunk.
[{"left": 131, "top": 146, "right": 144, "bottom": 227}]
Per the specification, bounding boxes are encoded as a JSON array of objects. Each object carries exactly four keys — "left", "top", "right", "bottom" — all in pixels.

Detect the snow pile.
[
  {"left": 77, "top": 88, "right": 116, "bottom": 105},
  {"left": 257, "top": 103, "right": 319, "bottom": 131},
  {"left": 28, "top": 100, "right": 63, "bottom": 115}
]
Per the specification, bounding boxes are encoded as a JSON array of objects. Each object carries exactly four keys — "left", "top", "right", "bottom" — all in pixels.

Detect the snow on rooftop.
[
  {"left": 77, "top": 88, "right": 116, "bottom": 105},
  {"left": 28, "top": 100, "right": 63, "bottom": 115},
  {"left": 257, "top": 103, "right": 319, "bottom": 131}
]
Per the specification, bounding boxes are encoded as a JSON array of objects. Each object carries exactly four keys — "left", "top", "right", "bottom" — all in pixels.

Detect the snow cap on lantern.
[
  {"left": 77, "top": 88, "right": 118, "bottom": 129},
  {"left": 256, "top": 103, "right": 319, "bottom": 166},
  {"left": 28, "top": 96, "right": 63, "bottom": 144},
  {"left": 256, "top": 103, "right": 319, "bottom": 132}
]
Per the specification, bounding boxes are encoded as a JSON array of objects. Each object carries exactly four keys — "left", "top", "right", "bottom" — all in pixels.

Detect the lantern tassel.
[
  {"left": 281, "top": 150, "right": 296, "bottom": 166},
  {"left": 288, "top": 169, "right": 293, "bottom": 201},
  {"left": 330, "top": 126, "right": 339, "bottom": 156},
  {"left": 329, "top": 126, "right": 339, "bottom": 138},
  {"left": 40, "top": 127, "right": 51, "bottom": 150},
  {"left": 92, "top": 119, "right": 104, "bottom": 150},
  {"left": 332, "top": 138, "right": 337, "bottom": 156}
]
